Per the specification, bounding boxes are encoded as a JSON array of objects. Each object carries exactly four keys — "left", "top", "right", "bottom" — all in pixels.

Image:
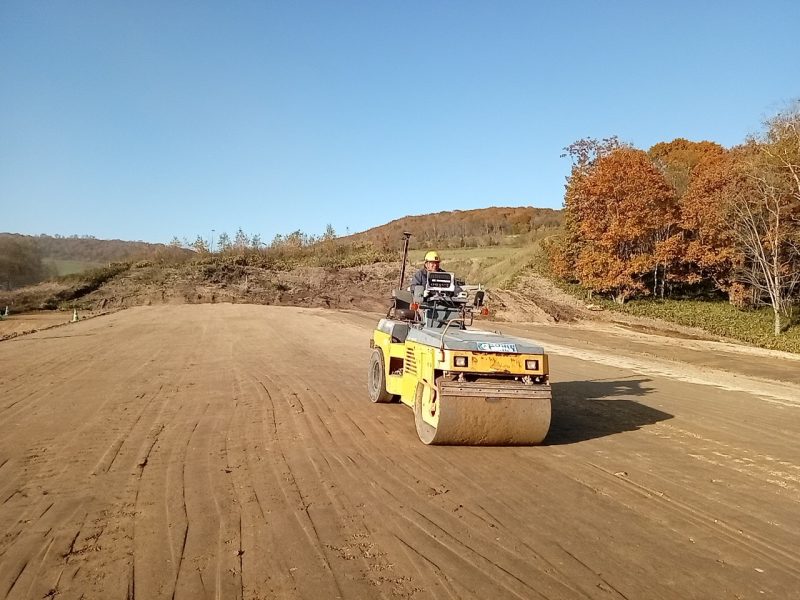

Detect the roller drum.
[{"left": 415, "top": 380, "right": 551, "bottom": 445}]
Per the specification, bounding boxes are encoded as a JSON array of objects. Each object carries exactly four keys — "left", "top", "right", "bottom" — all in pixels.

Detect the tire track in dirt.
[
  {"left": 314, "top": 309, "right": 800, "bottom": 598},
  {"left": 3, "top": 305, "right": 800, "bottom": 599},
  {"left": 241, "top": 316, "right": 616, "bottom": 593}
]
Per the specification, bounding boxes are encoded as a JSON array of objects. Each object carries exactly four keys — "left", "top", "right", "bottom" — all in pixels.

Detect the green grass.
[
  {"left": 44, "top": 258, "right": 104, "bottom": 276},
  {"left": 550, "top": 279, "right": 800, "bottom": 353},
  {"left": 408, "top": 235, "right": 550, "bottom": 288}
]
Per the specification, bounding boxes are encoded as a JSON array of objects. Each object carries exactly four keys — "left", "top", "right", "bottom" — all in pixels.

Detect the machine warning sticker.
[{"left": 477, "top": 342, "right": 517, "bottom": 353}]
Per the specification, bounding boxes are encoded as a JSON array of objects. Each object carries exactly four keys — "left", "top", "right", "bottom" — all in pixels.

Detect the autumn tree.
[
  {"left": 565, "top": 147, "right": 677, "bottom": 303},
  {"left": 648, "top": 139, "right": 725, "bottom": 197},
  {"left": 671, "top": 150, "right": 746, "bottom": 301},
  {"left": 553, "top": 137, "right": 627, "bottom": 281}
]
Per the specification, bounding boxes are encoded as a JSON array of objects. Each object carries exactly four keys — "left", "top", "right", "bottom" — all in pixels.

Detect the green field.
[
  {"left": 408, "top": 235, "right": 550, "bottom": 288},
  {"left": 44, "top": 258, "right": 105, "bottom": 277}
]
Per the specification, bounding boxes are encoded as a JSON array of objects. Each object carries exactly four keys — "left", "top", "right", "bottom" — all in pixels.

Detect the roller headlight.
[
  {"left": 454, "top": 356, "right": 469, "bottom": 367},
  {"left": 525, "top": 359, "right": 539, "bottom": 370}
]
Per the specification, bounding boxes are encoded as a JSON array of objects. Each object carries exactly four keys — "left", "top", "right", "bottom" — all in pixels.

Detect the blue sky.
[{"left": 1, "top": 1, "right": 798, "bottom": 244}]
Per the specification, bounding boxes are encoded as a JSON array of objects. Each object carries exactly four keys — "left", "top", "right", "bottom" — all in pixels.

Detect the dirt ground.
[{"left": 2, "top": 305, "right": 800, "bottom": 599}]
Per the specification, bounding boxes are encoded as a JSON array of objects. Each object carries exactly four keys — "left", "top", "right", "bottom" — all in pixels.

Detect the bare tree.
[
  {"left": 731, "top": 171, "right": 799, "bottom": 334},
  {"left": 731, "top": 104, "right": 800, "bottom": 335}
]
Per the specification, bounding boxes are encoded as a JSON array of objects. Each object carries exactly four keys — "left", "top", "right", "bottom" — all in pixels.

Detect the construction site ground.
[{"left": 2, "top": 304, "right": 800, "bottom": 599}]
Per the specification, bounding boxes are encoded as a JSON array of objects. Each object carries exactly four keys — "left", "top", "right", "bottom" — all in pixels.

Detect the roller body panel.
[{"left": 371, "top": 319, "right": 553, "bottom": 445}]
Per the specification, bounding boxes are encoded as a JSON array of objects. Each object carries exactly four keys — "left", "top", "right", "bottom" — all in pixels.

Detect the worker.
[
  {"left": 410, "top": 250, "right": 443, "bottom": 288},
  {"left": 410, "top": 250, "right": 463, "bottom": 294}
]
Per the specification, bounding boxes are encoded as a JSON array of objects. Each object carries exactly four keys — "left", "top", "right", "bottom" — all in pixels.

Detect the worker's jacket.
[{"left": 410, "top": 267, "right": 430, "bottom": 289}]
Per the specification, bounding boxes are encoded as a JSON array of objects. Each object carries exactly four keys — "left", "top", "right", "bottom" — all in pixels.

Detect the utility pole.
[{"left": 211, "top": 229, "right": 215, "bottom": 253}]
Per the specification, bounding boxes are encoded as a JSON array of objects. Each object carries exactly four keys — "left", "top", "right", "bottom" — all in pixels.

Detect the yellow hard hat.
[{"left": 424, "top": 250, "right": 440, "bottom": 262}]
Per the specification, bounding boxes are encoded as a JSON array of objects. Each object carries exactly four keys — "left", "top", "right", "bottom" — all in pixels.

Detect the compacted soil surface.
[{"left": 2, "top": 305, "right": 799, "bottom": 599}]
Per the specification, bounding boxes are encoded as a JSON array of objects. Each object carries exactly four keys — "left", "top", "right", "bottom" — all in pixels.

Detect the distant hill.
[
  {"left": 345, "top": 206, "right": 563, "bottom": 250},
  {"left": 0, "top": 233, "right": 177, "bottom": 263},
  {"left": 0, "top": 233, "right": 189, "bottom": 288}
]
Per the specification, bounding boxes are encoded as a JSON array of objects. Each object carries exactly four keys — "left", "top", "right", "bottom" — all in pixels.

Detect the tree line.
[
  {"left": 548, "top": 102, "right": 800, "bottom": 335},
  {"left": 174, "top": 224, "right": 338, "bottom": 254}
]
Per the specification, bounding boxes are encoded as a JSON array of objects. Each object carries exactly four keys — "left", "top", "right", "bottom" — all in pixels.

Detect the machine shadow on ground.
[{"left": 545, "top": 378, "right": 673, "bottom": 445}]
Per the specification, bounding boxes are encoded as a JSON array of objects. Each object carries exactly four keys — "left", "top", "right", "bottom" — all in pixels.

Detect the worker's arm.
[{"left": 409, "top": 268, "right": 427, "bottom": 289}]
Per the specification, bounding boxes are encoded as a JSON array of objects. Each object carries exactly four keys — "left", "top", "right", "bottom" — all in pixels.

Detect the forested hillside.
[
  {"left": 346, "top": 206, "right": 563, "bottom": 249},
  {"left": 0, "top": 233, "right": 185, "bottom": 290}
]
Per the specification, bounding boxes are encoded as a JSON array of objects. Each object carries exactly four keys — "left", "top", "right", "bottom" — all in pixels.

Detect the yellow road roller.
[{"left": 368, "top": 237, "right": 552, "bottom": 445}]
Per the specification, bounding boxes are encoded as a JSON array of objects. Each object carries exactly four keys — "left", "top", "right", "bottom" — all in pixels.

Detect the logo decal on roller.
[{"left": 477, "top": 342, "right": 517, "bottom": 353}]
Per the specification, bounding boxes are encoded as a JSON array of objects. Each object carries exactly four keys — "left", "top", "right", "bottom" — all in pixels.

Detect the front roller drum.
[{"left": 414, "top": 380, "right": 551, "bottom": 445}]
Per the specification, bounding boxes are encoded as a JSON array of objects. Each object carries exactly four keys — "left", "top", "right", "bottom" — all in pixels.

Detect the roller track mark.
[
  {"left": 237, "top": 512, "right": 244, "bottom": 600},
  {"left": 374, "top": 484, "right": 528, "bottom": 598},
  {"left": 62, "top": 513, "right": 88, "bottom": 563},
  {"left": 90, "top": 389, "right": 162, "bottom": 476},
  {"left": 377, "top": 449, "right": 606, "bottom": 599},
  {"left": 408, "top": 506, "right": 547, "bottom": 600},
  {"left": 301, "top": 364, "right": 629, "bottom": 598},
  {"left": 0, "top": 339, "right": 112, "bottom": 423},
  {"left": 277, "top": 447, "right": 332, "bottom": 562},
  {"left": 316, "top": 415, "right": 334, "bottom": 440},
  {"left": 96, "top": 439, "right": 125, "bottom": 475},
  {"left": 512, "top": 540, "right": 599, "bottom": 600},
  {"left": 254, "top": 368, "right": 427, "bottom": 597},
  {"left": 0, "top": 459, "right": 8, "bottom": 474},
  {"left": 647, "top": 423, "right": 800, "bottom": 496},
  {"left": 344, "top": 414, "right": 366, "bottom": 438},
  {"left": 393, "top": 535, "right": 464, "bottom": 600},
  {"left": 127, "top": 560, "right": 135, "bottom": 600},
  {"left": 586, "top": 461, "right": 800, "bottom": 578},
  {"left": 473, "top": 503, "right": 504, "bottom": 530},
  {"left": 454, "top": 503, "right": 502, "bottom": 530},
  {"left": 374, "top": 472, "right": 591, "bottom": 600},
  {"left": 287, "top": 369, "right": 576, "bottom": 595},
  {"left": 129, "top": 424, "right": 165, "bottom": 600},
  {"left": 0, "top": 531, "right": 22, "bottom": 560},
  {"left": 8, "top": 535, "right": 56, "bottom": 600},
  {"left": 2, "top": 490, "right": 20, "bottom": 505},
  {"left": 135, "top": 424, "right": 165, "bottom": 473},
  {"left": 255, "top": 380, "right": 277, "bottom": 436},
  {"left": 554, "top": 543, "right": 630, "bottom": 600},
  {"left": 254, "top": 373, "right": 349, "bottom": 597},
  {"left": 170, "top": 420, "right": 200, "bottom": 600},
  {"left": 2, "top": 558, "right": 29, "bottom": 599},
  {"left": 38, "top": 504, "right": 54, "bottom": 519},
  {"left": 212, "top": 396, "right": 239, "bottom": 600},
  {"left": 0, "top": 399, "right": 23, "bottom": 414}
]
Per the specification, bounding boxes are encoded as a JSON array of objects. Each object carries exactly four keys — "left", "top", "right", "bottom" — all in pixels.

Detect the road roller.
[{"left": 368, "top": 236, "right": 552, "bottom": 445}]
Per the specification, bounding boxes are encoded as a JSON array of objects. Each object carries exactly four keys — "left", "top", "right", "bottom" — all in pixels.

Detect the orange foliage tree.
[
  {"left": 564, "top": 147, "right": 677, "bottom": 303},
  {"left": 648, "top": 139, "right": 725, "bottom": 196},
  {"left": 677, "top": 150, "right": 746, "bottom": 300}
]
